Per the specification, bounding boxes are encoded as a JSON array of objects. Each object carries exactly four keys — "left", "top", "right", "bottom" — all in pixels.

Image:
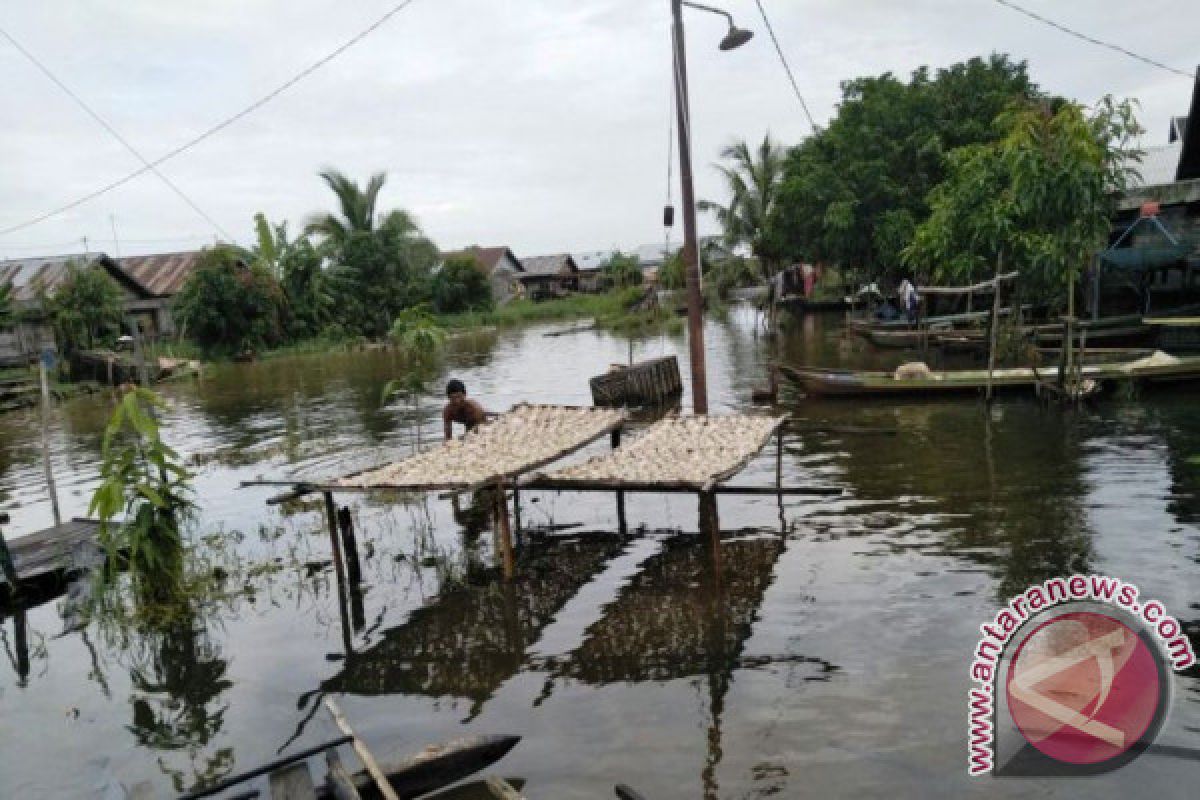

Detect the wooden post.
[
  {"left": 611, "top": 427, "right": 627, "bottom": 537},
  {"left": 323, "top": 492, "right": 353, "bottom": 656},
  {"left": 0, "top": 529, "right": 18, "bottom": 591},
  {"left": 512, "top": 486, "right": 522, "bottom": 535},
  {"left": 336, "top": 507, "right": 362, "bottom": 587},
  {"left": 38, "top": 354, "right": 62, "bottom": 527},
  {"left": 775, "top": 427, "right": 783, "bottom": 492},
  {"left": 494, "top": 482, "right": 515, "bottom": 580},
  {"left": 985, "top": 255, "right": 1004, "bottom": 404},
  {"left": 129, "top": 319, "right": 150, "bottom": 386},
  {"left": 324, "top": 698, "right": 402, "bottom": 800}
]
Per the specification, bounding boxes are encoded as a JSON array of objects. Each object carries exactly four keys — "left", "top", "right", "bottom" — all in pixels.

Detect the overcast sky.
[{"left": 0, "top": 0, "right": 1196, "bottom": 260}]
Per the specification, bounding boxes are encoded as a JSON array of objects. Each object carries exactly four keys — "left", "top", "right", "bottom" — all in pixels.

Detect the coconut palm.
[
  {"left": 699, "top": 133, "right": 787, "bottom": 279},
  {"left": 304, "top": 169, "right": 439, "bottom": 336},
  {"left": 305, "top": 169, "right": 424, "bottom": 250}
]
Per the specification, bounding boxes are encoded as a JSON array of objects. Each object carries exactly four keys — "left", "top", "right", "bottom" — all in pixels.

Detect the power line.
[
  {"left": 991, "top": 0, "right": 1192, "bottom": 80},
  {"left": 753, "top": 0, "right": 818, "bottom": 134},
  {"left": 0, "top": 25, "right": 233, "bottom": 240},
  {"left": 0, "top": 0, "right": 421, "bottom": 238}
]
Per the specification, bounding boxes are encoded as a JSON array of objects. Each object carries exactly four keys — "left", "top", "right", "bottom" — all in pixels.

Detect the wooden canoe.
[
  {"left": 779, "top": 353, "right": 1200, "bottom": 398},
  {"left": 321, "top": 734, "right": 521, "bottom": 799}
]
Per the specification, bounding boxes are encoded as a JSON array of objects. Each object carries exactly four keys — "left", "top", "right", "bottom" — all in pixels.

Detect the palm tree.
[
  {"left": 304, "top": 169, "right": 439, "bottom": 336},
  {"left": 305, "top": 169, "right": 424, "bottom": 249},
  {"left": 698, "top": 133, "right": 787, "bottom": 279}
]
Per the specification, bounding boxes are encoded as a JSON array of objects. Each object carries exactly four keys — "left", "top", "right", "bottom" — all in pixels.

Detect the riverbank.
[{"left": 434, "top": 287, "right": 683, "bottom": 334}]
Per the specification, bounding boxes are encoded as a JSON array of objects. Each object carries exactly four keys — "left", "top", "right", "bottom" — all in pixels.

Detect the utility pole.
[{"left": 671, "top": 0, "right": 709, "bottom": 415}]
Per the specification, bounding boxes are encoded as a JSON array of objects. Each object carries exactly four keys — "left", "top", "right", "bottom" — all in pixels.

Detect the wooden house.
[
  {"left": 113, "top": 250, "right": 206, "bottom": 338},
  {"left": 441, "top": 246, "right": 524, "bottom": 304},
  {"left": 0, "top": 253, "right": 158, "bottom": 364},
  {"left": 518, "top": 254, "right": 580, "bottom": 300}
]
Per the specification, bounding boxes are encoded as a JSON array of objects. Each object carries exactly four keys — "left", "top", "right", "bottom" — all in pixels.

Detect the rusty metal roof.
[
  {"left": 0, "top": 254, "right": 101, "bottom": 304},
  {"left": 114, "top": 250, "right": 205, "bottom": 297}
]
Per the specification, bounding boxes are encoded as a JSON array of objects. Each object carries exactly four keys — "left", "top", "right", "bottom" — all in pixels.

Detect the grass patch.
[{"left": 435, "top": 288, "right": 679, "bottom": 335}]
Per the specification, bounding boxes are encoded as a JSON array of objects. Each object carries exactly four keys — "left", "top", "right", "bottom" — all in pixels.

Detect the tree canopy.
[
  {"left": 48, "top": 261, "right": 126, "bottom": 354},
  {"left": 305, "top": 169, "right": 439, "bottom": 336},
  {"left": 174, "top": 247, "right": 285, "bottom": 355},
  {"left": 769, "top": 55, "right": 1046, "bottom": 281},
  {"left": 699, "top": 133, "right": 787, "bottom": 278},
  {"left": 431, "top": 255, "right": 494, "bottom": 313},
  {"left": 904, "top": 97, "right": 1142, "bottom": 306}
]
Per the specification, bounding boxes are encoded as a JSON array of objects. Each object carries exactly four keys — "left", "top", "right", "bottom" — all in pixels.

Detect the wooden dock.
[{"left": 0, "top": 518, "right": 103, "bottom": 605}]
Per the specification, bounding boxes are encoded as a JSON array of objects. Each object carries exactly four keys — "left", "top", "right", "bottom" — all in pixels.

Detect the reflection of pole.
[
  {"left": 14, "top": 610, "right": 30, "bottom": 684},
  {"left": 699, "top": 491, "right": 721, "bottom": 581},
  {"left": 38, "top": 355, "right": 62, "bottom": 527},
  {"left": 323, "top": 492, "right": 353, "bottom": 656}
]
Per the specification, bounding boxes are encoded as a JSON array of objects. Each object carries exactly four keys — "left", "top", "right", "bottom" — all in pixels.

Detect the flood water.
[{"left": 1, "top": 307, "right": 1198, "bottom": 798}]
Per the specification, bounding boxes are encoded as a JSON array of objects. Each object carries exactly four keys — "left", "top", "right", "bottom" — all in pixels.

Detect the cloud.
[{"left": 0, "top": 0, "right": 1194, "bottom": 259}]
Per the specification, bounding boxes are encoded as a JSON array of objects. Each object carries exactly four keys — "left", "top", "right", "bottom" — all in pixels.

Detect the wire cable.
[
  {"left": 0, "top": 0, "right": 421, "bottom": 238},
  {"left": 991, "top": 0, "right": 1192, "bottom": 79},
  {"left": 753, "top": 0, "right": 818, "bottom": 133},
  {"left": 0, "top": 25, "right": 233, "bottom": 240}
]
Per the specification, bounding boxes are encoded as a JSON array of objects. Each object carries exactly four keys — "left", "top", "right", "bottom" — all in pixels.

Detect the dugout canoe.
[
  {"left": 322, "top": 733, "right": 522, "bottom": 799},
  {"left": 778, "top": 352, "right": 1200, "bottom": 398}
]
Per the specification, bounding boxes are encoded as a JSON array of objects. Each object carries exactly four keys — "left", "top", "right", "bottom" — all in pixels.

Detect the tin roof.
[
  {"left": 521, "top": 254, "right": 578, "bottom": 276},
  {"left": 0, "top": 254, "right": 129, "bottom": 304},
  {"left": 442, "top": 246, "right": 523, "bottom": 275},
  {"left": 115, "top": 250, "right": 205, "bottom": 297}
]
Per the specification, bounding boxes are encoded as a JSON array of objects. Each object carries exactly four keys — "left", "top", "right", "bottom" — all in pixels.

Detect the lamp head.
[{"left": 719, "top": 25, "right": 754, "bottom": 50}]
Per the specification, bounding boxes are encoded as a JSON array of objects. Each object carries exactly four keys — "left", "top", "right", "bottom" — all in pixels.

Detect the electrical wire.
[
  {"left": 753, "top": 0, "right": 818, "bottom": 133},
  {"left": 991, "top": 0, "right": 1192, "bottom": 79},
  {"left": 0, "top": 0, "right": 421, "bottom": 238},
  {"left": 0, "top": 25, "right": 233, "bottom": 240}
]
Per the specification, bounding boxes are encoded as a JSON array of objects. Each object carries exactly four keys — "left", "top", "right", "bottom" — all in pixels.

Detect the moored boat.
[{"left": 778, "top": 351, "right": 1200, "bottom": 398}]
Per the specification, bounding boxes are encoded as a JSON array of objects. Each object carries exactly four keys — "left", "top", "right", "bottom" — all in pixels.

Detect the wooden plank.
[
  {"left": 325, "top": 749, "right": 362, "bottom": 800},
  {"left": 268, "top": 762, "right": 316, "bottom": 800},
  {"left": 1, "top": 518, "right": 102, "bottom": 586},
  {"left": 324, "top": 698, "right": 401, "bottom": 800}
]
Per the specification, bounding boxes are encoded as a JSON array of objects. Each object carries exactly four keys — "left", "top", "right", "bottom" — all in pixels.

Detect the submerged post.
[
  {"left": 336, "top": 506, "right": 363, "bottom": 588},
  {"left": 323, "top": 491, "right": 353, "bottom": 655},
  {"left": 612, "top": 426, "right": 627, "bottom": 537},
  {"left": 38, "top": 351, "right": 62, "bottom": 527},
  {"left": 494, "top": 482, "right": 515, "bottom": 580},
  {"left": 985, "top": 255, "right": 1004, "bottom": 404}
]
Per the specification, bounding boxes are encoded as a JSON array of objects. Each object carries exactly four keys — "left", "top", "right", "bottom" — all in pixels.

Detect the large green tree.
[
  {"left": 904, "top": 97, "right": 1143, "bottom": 307},
  {"left": 48, "top": 260, "right": 126, "bottom": 354},
  {"left": 699, "top": 133, "right": 787, "bottom": 279},
  {"left": 305, "top": 170, "right": 439, "bottom": 336},
  {"left": 174, "top": 247, "right": 286, "bottom": 355},
  {"left": 769, "top": 54, "right": 1045, "bottom": 281}
]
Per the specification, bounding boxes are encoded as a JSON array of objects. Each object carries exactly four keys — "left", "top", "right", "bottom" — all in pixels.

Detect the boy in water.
[{"left": 442, "top": 379, "right": 487, "bottom": 440}]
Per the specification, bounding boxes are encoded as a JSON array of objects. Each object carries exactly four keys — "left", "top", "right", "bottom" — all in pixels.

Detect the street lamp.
[{"left": 671, "top": 0, "right": 752, "bottom": 415}]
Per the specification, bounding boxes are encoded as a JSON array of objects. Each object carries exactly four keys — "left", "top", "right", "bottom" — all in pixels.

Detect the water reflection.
[
  {"left": 122, "top": 612, "right": 235, "bottom": 794},
  {"left": 318, "top": 534, "right": 625, "bottom": 719}
]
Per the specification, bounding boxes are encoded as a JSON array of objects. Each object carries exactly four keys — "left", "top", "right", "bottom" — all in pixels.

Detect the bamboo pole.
[
  {"left": 985, "top": 254, "right": 1004, "bottom": 404},
  {"left": 324, "top": 698, "right": 401, "bottom": 800},
  {"left": 38, "top": 355, "right": 62, "bottom": 527}
]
